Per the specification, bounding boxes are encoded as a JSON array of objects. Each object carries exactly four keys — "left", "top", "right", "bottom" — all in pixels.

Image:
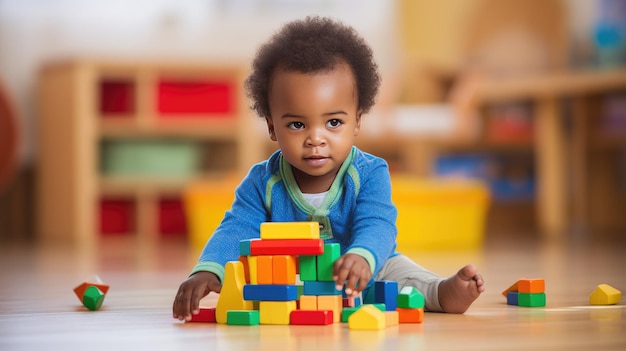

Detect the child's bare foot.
[{"left": 438, "top": 264, "right": 484, "bottom": 313}]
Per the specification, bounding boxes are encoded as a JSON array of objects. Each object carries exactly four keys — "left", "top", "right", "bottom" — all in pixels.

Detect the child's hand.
[
  {"left": 172, "top": 271, "right": 222, "bottom": 321},
  {"left": 332, "top": 253, "right": 372, "bottom": 297}
]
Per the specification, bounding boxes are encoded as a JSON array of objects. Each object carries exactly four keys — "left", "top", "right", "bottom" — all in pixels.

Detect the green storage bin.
[{"left": 101, "top": 139, "right": 201, "bottom": 177}]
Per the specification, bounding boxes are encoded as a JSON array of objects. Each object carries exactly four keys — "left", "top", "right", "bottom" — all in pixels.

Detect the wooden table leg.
[
  {"left": 570, "top": 96, "right": 589, "bottom": 235},
  {"left": 535, "top": 98, "right": 567, "bottom": 237}
]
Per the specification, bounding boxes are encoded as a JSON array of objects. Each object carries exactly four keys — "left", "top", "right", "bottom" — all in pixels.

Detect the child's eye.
[
  {"left": 288, "top": 121, "right": 305, "bottom": 130},
  {"left": 326, "top": 119, "right": 343, "bottom": 129}
]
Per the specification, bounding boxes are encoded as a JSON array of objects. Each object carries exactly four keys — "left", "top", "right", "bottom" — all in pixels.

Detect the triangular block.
[
  {"left": 348, "top": 305, "right": 385, "bottom": 330},
  {"left": 590, "top": 284, "right": 622, "bottom": 305}
]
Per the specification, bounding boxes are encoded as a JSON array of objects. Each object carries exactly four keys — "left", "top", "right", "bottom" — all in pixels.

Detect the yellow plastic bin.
[
  {"left": 184, "top": 177, "right": 239, "bottom": 252},
  {"left": 391, "top": 176, "right": 490, "bottom": 251}
]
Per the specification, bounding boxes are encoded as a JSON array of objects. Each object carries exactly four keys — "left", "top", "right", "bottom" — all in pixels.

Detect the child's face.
[{"left": 266, "top": 62, "right": 361, "bottom": 193}]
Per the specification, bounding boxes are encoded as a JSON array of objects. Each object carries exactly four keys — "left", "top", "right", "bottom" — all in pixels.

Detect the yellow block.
[
  {"left": 348, "top": 305, "right": 386, "bottom": 330},
  {"left": 317, "top": 295, "right": 342, "bottom": 323},
  {"left": 392, "top": 176, "right": 489, "bottom": 251},
  {"left": 259, "top": 301, "right": 297, "bottom": 325},
  {"left": 260, "top": 221, "right": 320, "bottom": 240},
  {"left": 590, "top": 284, "right": 622, "bottom": 305},
  {"left": 215, "top": 261, "right": 253, "bottom": 324},
  {"left": 385, "top": 311, "right": 399, "bottom": 326}
]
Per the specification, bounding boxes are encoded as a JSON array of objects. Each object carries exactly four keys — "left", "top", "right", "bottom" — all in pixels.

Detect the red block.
[
  {"left": 187, "top": 307, "right": 217, "bottom": 323},
  {"left": 290, "top": 310, "right": 333, "bottom": 325},
  {"left": 250, "top": 239, "right": 324, "bottom": 256}
]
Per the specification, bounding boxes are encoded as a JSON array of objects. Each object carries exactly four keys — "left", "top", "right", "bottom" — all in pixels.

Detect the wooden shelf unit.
[
  {"left": 358, "top": 68, "right": 626, "bottom": 237},
  {"left": 36, "top": 60, "right": 266, "bottom": 244}
]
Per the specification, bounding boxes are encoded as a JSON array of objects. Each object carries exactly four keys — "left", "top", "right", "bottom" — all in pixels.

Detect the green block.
[
  {"left": 317, "top": 243, "right": 341, "bottom": 281},
  {"left": 518, "top": 293, "right": 546, "bottom": 307},
  {"left": 227, "top": 310, "right": 260, "bottom": 325},
  {"left": 298, "top": 255, "right": 317, "bottom": 281},
  {"left": 397, "top": 286, "right": 424, "bottom": 309},
  {"left": 82, "top": 286, "right": 105, "bottom": 311},
  {"left": 341, "top": 307, "right": 359, "bottom": 322}
]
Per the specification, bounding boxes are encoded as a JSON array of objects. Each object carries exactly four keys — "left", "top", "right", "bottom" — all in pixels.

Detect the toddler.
[{"left": 173, "top": 16, "right": 484, "bottom": 321}]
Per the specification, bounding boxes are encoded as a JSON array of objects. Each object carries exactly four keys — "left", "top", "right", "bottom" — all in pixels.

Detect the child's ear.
[
  {"left": 265, "top": 117, "right": 277, "bottom": 141},
  {"left": 354, "top": 110, "right": 362, "bottom": 136}
]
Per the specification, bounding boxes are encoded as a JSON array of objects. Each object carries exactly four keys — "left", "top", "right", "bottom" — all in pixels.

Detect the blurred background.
[{"left": 0, "top": 0, "right": 625, "bottom": 251}]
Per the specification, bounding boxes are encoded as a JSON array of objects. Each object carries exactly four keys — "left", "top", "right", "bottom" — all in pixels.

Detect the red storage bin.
[
  {"left": 157, "top": 80, "right": 234, "bottom": 115},
  {"left": 100, "top": 80, "right": 135, "bottom": 115},
  {"left": 158, "top": 197, "right": 187, "bottom": 236},
  {"left": 100, "top": 198, "right": 135, "bottom": 235}
]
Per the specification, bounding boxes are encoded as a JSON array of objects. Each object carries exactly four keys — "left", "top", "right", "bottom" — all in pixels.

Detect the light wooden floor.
[{"left": 1, "top": 232, "right": 625, "bottom": 351}]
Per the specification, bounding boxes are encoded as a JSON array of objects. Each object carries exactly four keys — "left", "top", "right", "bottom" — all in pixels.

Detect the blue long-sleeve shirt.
[{"left": 191, "top": 146, "right": 399, "bottom": 288}]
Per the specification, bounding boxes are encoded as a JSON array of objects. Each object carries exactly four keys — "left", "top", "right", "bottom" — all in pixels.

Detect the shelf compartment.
[{"left": 434, "top": 152, "right": 536, "bottom": 201}]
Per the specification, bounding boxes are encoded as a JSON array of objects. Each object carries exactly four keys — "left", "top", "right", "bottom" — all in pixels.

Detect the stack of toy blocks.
[
  {"left": 344, "top": 283, "right": 425, "bottom": 330},
  {"left": 73, "top": 276, "right": 109, "bottom": 311},
  {"left": 239, "top": 221, "right": 325, "bottom": 325},
  {"left": 188, "top": 221, "right": 325, "bottom": 324},
  {"left": 503, "top": 278, "right": 546, "bottom": 307},
  {"left": 188, "top": 221, "right": 426, "bottom": 329}
]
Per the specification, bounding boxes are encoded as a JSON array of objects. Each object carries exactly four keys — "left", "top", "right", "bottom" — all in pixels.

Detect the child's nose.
[{"left": 305, "top": 129, "right": 327, "bottom": 147}]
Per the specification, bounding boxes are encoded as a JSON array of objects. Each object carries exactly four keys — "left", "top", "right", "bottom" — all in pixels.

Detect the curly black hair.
[{"left": 244, "top": 16, "right": 381, "bottom": 119}]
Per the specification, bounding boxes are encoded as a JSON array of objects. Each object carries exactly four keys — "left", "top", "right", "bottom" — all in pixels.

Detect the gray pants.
[{"left": 374, "top": 254, "right": 444, "bottom": 312}]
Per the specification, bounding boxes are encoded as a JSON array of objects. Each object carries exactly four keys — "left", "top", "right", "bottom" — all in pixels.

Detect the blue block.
[
  {"left": 507, "top": 292, "right": 519, "bottom": 306},
  {"left": 374, "top": 281, "right": 398, "bottom": 311},
  {"left": 239, "top": 239, "right": 254, "bottom": 256},
  {"left": 303, "top": 281, "right": 341, "bottom": 296},
  {"left": 243, "top": 284, "right": 298, "bottom": 301}
]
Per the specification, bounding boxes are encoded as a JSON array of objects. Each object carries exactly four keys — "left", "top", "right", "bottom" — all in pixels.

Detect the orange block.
[
  {"left": 272, "top": 255, "right": 296, "bottom": 285},
  {"left": 502, "top": 281, "right": 518, "bottom": 297},
  {"left": 239, "top": 256, "right": 250, "bottom": 284},
  {"left": 256, "top": 255, "right": 273, "bottom": 284},
  {"left": 397, "top": 308, "right": 424, "bottom": 323},
  {"left": 518, "top": 279, "right": 545, "bottom": 294}
]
